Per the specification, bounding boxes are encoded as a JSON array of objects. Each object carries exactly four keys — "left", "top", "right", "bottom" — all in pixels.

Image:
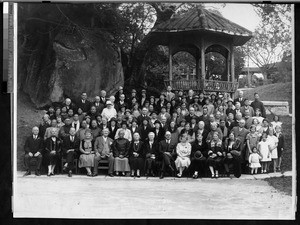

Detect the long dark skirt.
[
  {"left": 43, "top": 152, "right": 59, "bottom": 166},
  {"left": 190, "top": 157, "right": 207, "bottom": 175},
  {"left": 129, "top": 156, "right": 144, "bottom": 171},
  {"left": 207, "top": 156, "right": 223, "bottom": 170},
  {"left": 224, "top": 155, "right": 242, "bottom": 178}
]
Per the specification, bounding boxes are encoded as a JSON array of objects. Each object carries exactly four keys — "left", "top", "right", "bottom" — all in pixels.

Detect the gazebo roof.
[{"left": 151, "top": 7, "right": 253, "bottom": 46}]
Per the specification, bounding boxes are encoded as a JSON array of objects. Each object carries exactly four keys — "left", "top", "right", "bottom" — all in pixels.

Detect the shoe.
[
  {"left": 211, "top": 174, "right": 215, "bottom": 178},
  {"left": 130, "top": 173, "right": 134, "bottom": 177},
  {"left": 137, "top": 174, "right": 140, "bottom": 178},
  {"left": 108, "top": 173, "right": 114, "bottom": 177},
  {"left": 215, "top": 174, "right": 219, "bottom": 178},
  {"left": 193, "top": 174, "right": 198, "bottom": 179},
  {"left": 92, "top": 173, "right": 98, "bottom": 177},
  {"left": 115, "top": 172, "right": 119, "bottom": 176},
  {"left": 62, "top": 166, "right": 67, "bottom": 172},
  {"left": 159, "top": 173, "right": 164, "bottom": 179},
  {"left": 23, "top": 171, "right": 31, "bottom": 176},
  {"left": 35, "top": 170, "right": 41, "bottom": 176},
  {"left": 177, "top": 173, "right": 182, "bottom": 178},
  {"left": 68, "top": 171, "right": 72, "bottom": 177},
  {"left": 151, "top": 172, "right": 155, "bottom": 177},
  {"left": 47, "top": 173, "right": 51, "bottom": 177},
  {"left": 87, "top": 173, "right": 92, "bottom": 177},
  {"left": 122, "top": 172, "right": 126, "bottom": 176},
  {"left": 50, "top": 172, "right": 55, "bottom": 176}
]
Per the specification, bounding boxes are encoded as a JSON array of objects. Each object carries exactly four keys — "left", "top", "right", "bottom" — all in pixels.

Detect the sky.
[{"left": 205, "top": 3, "right": 261, "bottom": 32}]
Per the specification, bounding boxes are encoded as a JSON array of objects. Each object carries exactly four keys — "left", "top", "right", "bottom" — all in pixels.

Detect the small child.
[
  {"left": 258, "top": 132, "right": 271, "bottom": 173},
  {"left": 248, "top": 147, "right": 262, "bottom": 174}
]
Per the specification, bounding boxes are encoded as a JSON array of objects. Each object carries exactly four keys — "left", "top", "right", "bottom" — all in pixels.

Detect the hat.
[
  {"left": 150, "top": 95, "right": 155, "bottom": 99},
  {"left": 121, "top": 121, "right": 128, "bottom": 126},
  {"left": 194, "top": 151, "right": 203, "bottom": 159},
  {"left": 119, "top": 86, "right": 123, "bottom": 90},
  {"left": 194, "top": 95, "right": 199, "bottom": 99},
  {"left": 227, "top": 98, "right": 233, "bottom": 103},
  {"left": 150, "top": 111, "right": 157, "bottom": 116},
  {"left": 142, "top": 89, "right": 146, "bottom": 93},
  {"left": 160, "top": 93, "right": 166, "bottom": 97},
  {"left": 125, "top": 109, "right": 131, "bottom": 113},
  {"left": 154, "top": 120, "right": 161, "bottom": 125},
  {"left": 110, "top": 117, "right": 117, "bottom": 122},
  {"left": 106, "top": 100, "right": 113, "bottom": 105},
  {"left": 132, "top": 89, "right": 137, "bottom": 93}
]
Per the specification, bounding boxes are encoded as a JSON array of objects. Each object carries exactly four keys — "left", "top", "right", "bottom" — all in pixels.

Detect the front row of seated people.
[{"left": 23, "top": 120, "right": 284, "bottom": 179}]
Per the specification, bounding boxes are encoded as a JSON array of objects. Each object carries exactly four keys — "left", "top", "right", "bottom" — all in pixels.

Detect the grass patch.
[
  {"left": 237, "top": 82, "right": 293, "bottom": 112},
  {"left": 265, "top": 176, "right": 292, "bottom": 196}
]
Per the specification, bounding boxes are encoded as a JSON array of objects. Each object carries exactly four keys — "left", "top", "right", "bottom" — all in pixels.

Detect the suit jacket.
[
  {"left": 115, "top": 101, "right": 128, "bottom": 112},
  {"left": 234, "top": 97, "right": 246, "bottom": 107},
  {"left": 185, "top": 114, "right": 199, "bottom": 123},
  {"left": 199, "top": 114, "right": 209, "bottom": 123},
  {"left": 129, "top": 141, "right": 144, "bottom": 158},
  {"left": 62, "top": 135, "right": 80, "bottom": 155},
  {"left": 38, "top": 122, "right": 51, "bottom": 138},
  {"left": 225, "top": 107, "right": 235, "bottom": 117},
  {"left": 108, "top": 125, "right": 118, "bottom": 140},
  {"left": 137, "top": 115, "right": 150, "bottom": 125},
  {"left": 136, "top": 125, "right": 151, "bottom": 142},
  {"left": 158, "top": 139, "right": 176, "bottom": 155},
  {"left": 44, "top": 137, "right": 61, "bottom": 154},
  {"left": 143, "top": 140, "right": 159, "bottom": 156},
  {"left": 94, "top": 136, "right": 114, "bottom": 156},
  {"left": 99, "top": 97, "right": 107, "bottom": 105},
  {"left": 93, "top": 102, "right": 105, "bottom": 115},
  {"left": 225, "top": 120, "right": 238, "bottom": 133},
  {"left": 24, "top": 135, "right": 44, "bottom": 154},
  {"left": 191, "top": 141, "right": 208, "bottom": 158},
  {"left": 76, "top": 99, "right": 92, "bottom": 113},
  {"left": 151, "top": 127, "right": 166, "bottom": 143}
]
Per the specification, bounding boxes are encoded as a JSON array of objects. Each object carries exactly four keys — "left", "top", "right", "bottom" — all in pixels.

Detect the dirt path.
[{"left": 13, "top": 174, "right": 294, "bottom": 219}]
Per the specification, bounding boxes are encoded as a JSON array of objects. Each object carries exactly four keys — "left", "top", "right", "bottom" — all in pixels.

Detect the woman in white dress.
[
  {"left": 175, "top": 133, "right": 191, "bottom": 178},
  {"left": 267, "top": 127, "right": 279, "bottom": 172},
  {"left": 270, "top": 115, "right": 282, "bottom": 128}
]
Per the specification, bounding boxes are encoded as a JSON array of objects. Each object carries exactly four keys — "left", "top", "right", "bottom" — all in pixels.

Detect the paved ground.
[{"left": 13, "top": 172, "right": 294, "bottom": 219}]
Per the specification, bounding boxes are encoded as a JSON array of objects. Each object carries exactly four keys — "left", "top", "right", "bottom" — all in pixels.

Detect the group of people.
[{"left": 23, "top": 86, "right": 285, "bottom": 179}]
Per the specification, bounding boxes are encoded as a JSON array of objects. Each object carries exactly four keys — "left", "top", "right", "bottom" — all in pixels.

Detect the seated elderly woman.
[
  {"left": 207, "top": 132, "right": 224, "bottom": 178},
  {"left": 144, "top": 132, "right": 158, "bottom": 177},
  {"left": 129, "top": 133, "right": 144, "bottom": 178},
  {"left": 112, "top": 129, "right": 131, "bottom": 176},
  {"left": 44, "top": 128, "right": 61, "bottom": 176},
  {"left": 190, "top": 134, "right": 208, "bottom": 179},
  {"left": 78, "top": 130, "right": 95, "bottom": 176},
  {"left": 175, "top": 133, "right": 192, "bottom": 178},
  {"left": 223, "top": 132, "right": 243, "bottom": 178},
  {"left": 115, "top": 121, "right": 132, "bottom": 142}
]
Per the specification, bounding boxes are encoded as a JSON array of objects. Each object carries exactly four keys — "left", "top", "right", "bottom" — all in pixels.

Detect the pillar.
[
  {"left": 227, "top": 51, "right": 230, "bottom": 81},
  {"left": 200, "top": 38, "right": 206, "bottom": 91},
  {"left": 195, "top": 51, "right": 200, "bottom": 88},
  {"left": 169, "top": 46, "right": 173, "bottom": 85},
  {"left": 230, "top": 45, "right": 235, "bottom": 83}
]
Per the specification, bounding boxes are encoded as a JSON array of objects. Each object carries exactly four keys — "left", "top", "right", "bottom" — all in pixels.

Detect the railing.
[
  {"left": 164, "top": 79, "right": 201, "bottom": 90},
  {"left": 204, "top": 80, "right": 239, "bottom": 93},
  {"left": 165, "top": 79, "right": 239, "bottom": 93}
]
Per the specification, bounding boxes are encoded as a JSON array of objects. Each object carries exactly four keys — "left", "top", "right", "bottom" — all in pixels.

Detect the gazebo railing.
[
  {"left": 204, "top": 80, "right": 239, "bottom": 93},
  {"left": 164, "top": 79, "right": 201, "bottom": 90},
  {"left": 164, "top": 79, "right": 239, "bottom": 93}
]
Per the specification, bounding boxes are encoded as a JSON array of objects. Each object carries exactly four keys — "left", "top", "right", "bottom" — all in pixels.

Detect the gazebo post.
[
  {"left": 230, "top": 45, "right": 235, "bottom": 98},
  {"left": 168, "top": 46, "right": 173, "bottom": 88},
  {"left": 200, "top": 39, "right": 205, "bottom": 92},
  {"left": 227, "top": 52, "right": 230, "bottom": 82},
  {"left": 195, "top": 49, "right": 200, "bottom": 90}
]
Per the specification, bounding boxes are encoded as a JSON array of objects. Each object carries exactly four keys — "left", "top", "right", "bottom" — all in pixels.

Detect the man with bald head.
[
  {"left": 61, "top": 127, "right": 80, "bottom": 177},
  {"left": 24, "top": 126, "right": 43, "bottom": 176},
  {"left": 63, "top": 98, "right": 75, "bottom": 111},
  {"left": 93, "top": 128, "right": 115, "bottom": 177},
  {"left": 158, "top": 131, "right": 176, "bottom": 179},
  {"left": 93, "top": 95, "right": 105, "bottom": 114}
]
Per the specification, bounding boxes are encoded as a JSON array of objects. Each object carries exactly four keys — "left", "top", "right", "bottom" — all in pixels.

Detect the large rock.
[{"left": 20, "top": 30, "right": 124, "bottom": 108}]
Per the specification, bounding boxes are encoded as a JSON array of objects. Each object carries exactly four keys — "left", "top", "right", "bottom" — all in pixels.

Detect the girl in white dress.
[
  {"left": 175, "top": 133, "right": 191, "bottom": 177},
  {"left": 248, "top": 147, "right": 262, "bottom": 174},
  {"left": 267, "top": 127, "right": 279, "bottom": 172},
  {"left": 258, "top": 132, "right": 271, "bottom": 173}
]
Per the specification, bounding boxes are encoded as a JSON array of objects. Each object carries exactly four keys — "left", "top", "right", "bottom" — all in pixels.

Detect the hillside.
[{"left": 236, "top": 82, "right": 293, "bottom": 112}]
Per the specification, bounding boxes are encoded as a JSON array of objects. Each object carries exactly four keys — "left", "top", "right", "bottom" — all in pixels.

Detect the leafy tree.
[{"left": 243, "top": 4, "right": 292, "bottom": 82}]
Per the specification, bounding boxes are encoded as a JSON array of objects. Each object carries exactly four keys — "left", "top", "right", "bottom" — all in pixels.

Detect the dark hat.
[
  {"left": 142, "top": 89, "right": 146, "bottom": 93},
  {"left": 194, "top": 151, "right": 203, "bottom": 159},
  {"left": 154, "top": 120, "right": 161, "bottom": 125},
  {"left": 150, "top": 95, "right": 155, "bottom": 99},
  {"left": 227, "top": 98, "right": 233, "bottom": 103},
  {"left": 110, "top": 117, "right": 117, "bottom": 122},
  {"left": 132, "top": 89, "right": 137, "bottom": 93},
  {"left": 125, "top": 109, "right": 131, "bottom": 113},
  {"left": 191, "top": 116, "right": 197, "bottom": 121},
  {"left": 194, "top": 95, "right": 199, "bottom": 99},
  {"left": 142, "top": 117, "right": 149, "bottom": 122},
  {"left": 121, "top": 121, "right": 128, "bottom": 126},
  {"left": 150, "top": 111, "right": 157, "bottom": 116}
]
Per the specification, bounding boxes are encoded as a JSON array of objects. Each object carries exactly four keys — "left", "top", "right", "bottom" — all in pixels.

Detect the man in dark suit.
[
  {"left": 77, "top": 92, "right": 92, "bottom": 113},
  {"left": 99, "top": 90, "right": 107, "bottom": 105},
  {"left": 137, "top": 118, "right": 151, "bottom": 142},
  {"left": 93, "top": 96, "right": 105, "bottom": 115},
  {"left": 38, "top": 114, "right": 51, "bottom": 139},
  {"left": 185, "top": 107, "right": 199, "bottom": 124},
  {"left": 250, "top": 92, "right": 266, "bottom": 118},
  {"left": 158, "top": 131, "right": 176, "bottom": 179},
  {"left": 199, "top": 107, "right": 209, "bottom": 124},
  {"left": 61, "top": 127, "right": 80, "bottom": 177},
  {"left": 137, "top": 107, "right": 150, "bottom": 125},
  {"left": 234, "top": 90, "right": 246, "bottom": 107},
  {"left": 24, "top": 126, "right": 43, "bottom": 176},
  {"left": 115, "top": 94, "right": 128, "bottom": 112},
  {"left": 143, "top": 132, "right": 159, "bottom": 176},
  {"left": 225, "top": 113, "right": 237, "bottom": 133}
]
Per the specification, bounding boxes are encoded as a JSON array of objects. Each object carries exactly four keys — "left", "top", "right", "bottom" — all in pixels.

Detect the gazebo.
[{"left": 149, "top": 6, "right": 253, "bottom": 95}]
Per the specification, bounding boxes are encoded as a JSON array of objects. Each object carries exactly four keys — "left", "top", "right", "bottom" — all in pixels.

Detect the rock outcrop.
[{"left": 19, "top": 29, "right": 124, "bottom": 108}]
